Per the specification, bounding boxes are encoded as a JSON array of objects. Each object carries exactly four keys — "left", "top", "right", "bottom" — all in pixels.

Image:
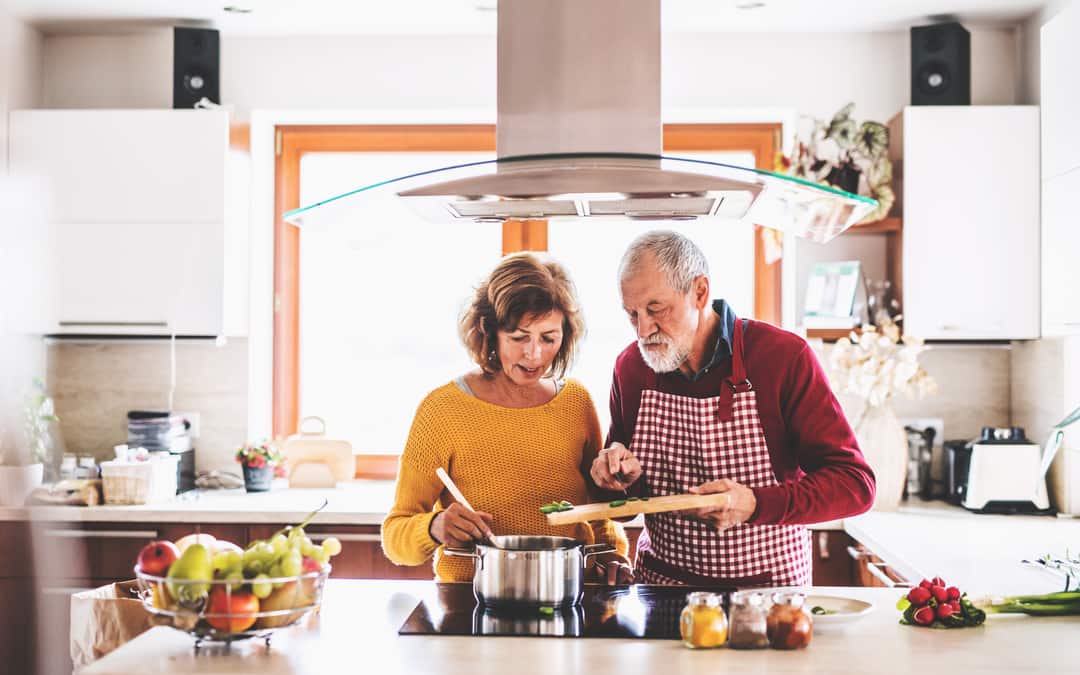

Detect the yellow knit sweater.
[{"left": 381, "top": 378, "right": 628, "bottom": 581}]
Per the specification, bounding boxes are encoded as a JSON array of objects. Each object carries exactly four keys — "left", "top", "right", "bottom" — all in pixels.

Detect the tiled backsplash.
[{"left": 46, "top": 338, "right": 248, "bottom": 474}]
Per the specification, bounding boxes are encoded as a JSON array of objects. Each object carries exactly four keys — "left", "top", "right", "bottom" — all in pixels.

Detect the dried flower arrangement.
[{"left": 827, "top": 317, "right": 937, "bottom": 409}]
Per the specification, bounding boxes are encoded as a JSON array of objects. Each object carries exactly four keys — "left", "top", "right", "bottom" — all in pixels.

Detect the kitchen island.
[{"left": 78, "top": 580, "right": 1079, "bottom": 675}]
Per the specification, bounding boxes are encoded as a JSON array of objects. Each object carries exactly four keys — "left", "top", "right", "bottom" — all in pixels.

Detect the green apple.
[{"left": 166, "top": 543, "right": 213, "bottom": 605}]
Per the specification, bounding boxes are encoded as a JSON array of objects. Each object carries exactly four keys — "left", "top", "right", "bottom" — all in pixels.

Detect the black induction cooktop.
[{"left": 398, "top": 583, "right": 735, "bottom": 639}]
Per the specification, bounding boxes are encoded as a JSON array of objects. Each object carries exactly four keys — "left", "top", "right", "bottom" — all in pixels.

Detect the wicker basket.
[{"left": 101, "top": 455, "right": 179, "bottom": 505}]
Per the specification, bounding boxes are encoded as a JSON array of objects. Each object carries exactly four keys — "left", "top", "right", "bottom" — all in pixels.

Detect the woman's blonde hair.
[{"left": 459, "top": 252, "right": 585, "bottom": 379}]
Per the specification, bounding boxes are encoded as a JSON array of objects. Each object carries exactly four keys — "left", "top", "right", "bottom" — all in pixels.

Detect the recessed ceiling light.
[
  {"left": 735, "top": 1, "right": 766, "bottom": 9},
  {"left": 223, "top": 4, "right": 254, "bottom": 13}
]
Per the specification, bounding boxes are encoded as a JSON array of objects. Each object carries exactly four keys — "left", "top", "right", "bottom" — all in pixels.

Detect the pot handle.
[
  {"left": 581, "top": 543, "right": 615, "bottom": 566},
  {"left": 443, "top": 546, "right": 483, "bottom": 569}
]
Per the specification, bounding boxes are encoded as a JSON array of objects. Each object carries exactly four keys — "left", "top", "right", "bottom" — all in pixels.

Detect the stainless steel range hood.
[{"left": 284, "top": 0, "right": 875, "bottom": 243}]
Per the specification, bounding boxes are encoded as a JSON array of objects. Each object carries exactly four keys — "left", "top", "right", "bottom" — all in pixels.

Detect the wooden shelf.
[{"left": 846, "top": 216, "right": 902, "bottom": 234}]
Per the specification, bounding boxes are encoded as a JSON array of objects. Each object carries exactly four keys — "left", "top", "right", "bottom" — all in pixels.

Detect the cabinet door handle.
[
  {"left": 43, "top": 529, "right": 159, "bottom": 539},
  {"left": 866, "top": 561, "right": 913, "bottom": 588},
  {"left": 58, "top": 321, "right": 168, "bottom": 328},
  {"left": 309, "top": 533, "right": 381, "bottom": 543},
  {"left": 817, "top": 532, "right": 831, "bottom": 560},
  {"left": 846, "top": 545, "right": 868, "bottom": 561}
]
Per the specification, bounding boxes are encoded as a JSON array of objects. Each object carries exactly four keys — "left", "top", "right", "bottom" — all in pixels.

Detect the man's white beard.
[{"left": 637, "top": 333, "right": 689, "bottom": 373}]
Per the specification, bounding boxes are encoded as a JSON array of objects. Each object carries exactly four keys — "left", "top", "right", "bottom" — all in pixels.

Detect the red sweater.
[{"left": 607, "top": 316, "right": 876, "bottom": 525}]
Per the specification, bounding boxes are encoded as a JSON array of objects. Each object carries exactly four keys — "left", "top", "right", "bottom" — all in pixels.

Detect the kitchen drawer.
[
  {"left": 812, "top": 530, "right": 857, "bottom": 587},
  {"left": 848, "top": 542, "right": 911, "bottom": 588},
  {"left": 0, "top": 520, "right": 34, "bottom": 578},
  {"left": 34, "top": 522, "right": 247, "bottom": 582},
  {"left": 250, "top": 524, "right": 435, "bottom": 580}
]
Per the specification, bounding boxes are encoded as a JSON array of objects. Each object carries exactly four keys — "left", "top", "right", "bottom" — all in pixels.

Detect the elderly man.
[{"left": 591, "top": 230, "right": 875, "bottom": 586}]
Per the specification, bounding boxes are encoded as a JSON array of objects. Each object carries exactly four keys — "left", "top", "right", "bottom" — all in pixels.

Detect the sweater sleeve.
[
  {"left": 380, "top": 396, "right": 447, "bottom": 566},
  {"left": 577, "top": 386, "right": 630, "bottom": 559},
  {"left": 750, "top": 342, "right": 877, "bottom": 525}
]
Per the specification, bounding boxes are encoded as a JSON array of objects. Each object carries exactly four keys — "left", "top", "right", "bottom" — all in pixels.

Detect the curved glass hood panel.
[{"left": 283, "top": 153, "right": 877, "bottom": 244}]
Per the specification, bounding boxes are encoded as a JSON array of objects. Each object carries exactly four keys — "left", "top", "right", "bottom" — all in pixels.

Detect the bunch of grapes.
[{"left": 212, "top": 527, "right": 341, "bottom": 599}]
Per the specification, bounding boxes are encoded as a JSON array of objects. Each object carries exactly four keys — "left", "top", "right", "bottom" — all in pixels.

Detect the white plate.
[{"left": 804, "top": 594, "right": 875, "bottom": 628}]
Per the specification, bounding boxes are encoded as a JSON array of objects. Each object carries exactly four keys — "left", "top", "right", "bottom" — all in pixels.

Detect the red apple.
[
  {"left": 205, "top": 586, "right": 259, "bottom": 633},
  {"left": 301, "top": 556, "right": 322, "bottom": 574},
  {"left": 136, "top": 540, "right": 180, "bottom": 577}
]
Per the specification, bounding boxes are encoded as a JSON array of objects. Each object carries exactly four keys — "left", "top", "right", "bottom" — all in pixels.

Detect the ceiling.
[{"left": 10, "top": 0, "right": 1049, "bottom": 36}]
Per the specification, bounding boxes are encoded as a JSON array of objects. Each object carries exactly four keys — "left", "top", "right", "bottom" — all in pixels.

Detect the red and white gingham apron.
[{"left": 633, "top": 319, "right": 811, "bottom": 587}]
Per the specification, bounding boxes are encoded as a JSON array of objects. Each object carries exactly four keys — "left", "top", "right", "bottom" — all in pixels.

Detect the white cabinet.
[
  {"left": 1042, "top": 169, "right": 1080, "bottom": 335},
  {"left": 9, "top": 110, "right": 228, "bottom": 336},
  {"left": 897, "top": 106, "right": 1040, "bottom": 341},
  {"left": 1040, "top": 2, "right": 1080, "bottom": 336},
  {"left": 1041, "top": 1, "right": 1080, "bottom": 181}
]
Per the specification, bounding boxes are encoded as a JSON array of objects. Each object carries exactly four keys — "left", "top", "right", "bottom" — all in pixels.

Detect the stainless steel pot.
[
  {"left": 472, "top": 603, "right": 585, "bottom": 636},
  {"left": 444, "top": 535, "right": 614, "bottom": 608}
]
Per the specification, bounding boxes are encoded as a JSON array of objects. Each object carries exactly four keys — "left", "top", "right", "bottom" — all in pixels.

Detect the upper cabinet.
[
  {"left": 9, "top": 110, "right": 229, "bottom": 336},
  {"left": 892, "top": 106, "right": 1040, "bottom": 341},
  {"left": 1041, "top": 1, "right": 1080, "bottom": 181},
  {"left": 1041, "top": 3, "right": 1080, "bottom": 336}
]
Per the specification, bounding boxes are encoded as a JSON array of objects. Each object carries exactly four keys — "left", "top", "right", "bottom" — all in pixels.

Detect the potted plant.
[
  {"left": 826, "top": 317, "right": 937, "bottom": 511},
  {"left": 235, "top": 441, "right": 284, "bottom": 493},
  {"left": 778, "top": 102, "right": 895, "bottom": 224},
  {"left": 0, "top": 379, "right": 59, "bottom": 506}
]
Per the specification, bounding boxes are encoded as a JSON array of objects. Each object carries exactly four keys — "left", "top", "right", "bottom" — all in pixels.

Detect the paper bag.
[{"left": 70, "top": 580, "right": 153, "bottom": 669}]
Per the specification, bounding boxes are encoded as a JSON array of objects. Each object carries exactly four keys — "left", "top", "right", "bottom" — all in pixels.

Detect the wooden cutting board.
[{"left": 544, "top": 493, "right": 731, "bottom": 525}]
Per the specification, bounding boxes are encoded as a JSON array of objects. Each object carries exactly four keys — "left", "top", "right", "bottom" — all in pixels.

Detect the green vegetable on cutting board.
[{"left": 608, "top": 499, "right": 627, "bottom": 508}]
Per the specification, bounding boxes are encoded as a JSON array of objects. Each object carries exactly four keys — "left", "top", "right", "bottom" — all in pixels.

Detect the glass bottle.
[
  {"left": 766, "top": 591, "right": 813, "bottom": 649},
  {"left": 679, "top": 591, "right": 728, "bottom": 649},
  {"left": 728, "top": 591, "right": 769, "bottom": 649}
]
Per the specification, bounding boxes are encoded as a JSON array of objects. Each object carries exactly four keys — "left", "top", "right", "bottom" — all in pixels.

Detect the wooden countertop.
[{"left": 77, "top": 580, "right": 1080, "bottom": 675}]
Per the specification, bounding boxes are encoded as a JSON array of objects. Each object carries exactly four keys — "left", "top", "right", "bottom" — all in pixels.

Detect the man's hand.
[
  {"left": 430, "top": 503, "right": 495, "bottom": 548},
  {"left": 684, "top": 479, "right": 757, "bottom": 531},
  {"left": 590, "top": 442, "right": 642, "bottom": 491},
  {"left": 591, "top": 554, "right": 635, "bottom": 586}
]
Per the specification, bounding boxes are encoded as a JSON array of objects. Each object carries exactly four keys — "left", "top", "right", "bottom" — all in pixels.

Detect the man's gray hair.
[{"left": 618, "top": 230, "right": 709, "bottom": 293}]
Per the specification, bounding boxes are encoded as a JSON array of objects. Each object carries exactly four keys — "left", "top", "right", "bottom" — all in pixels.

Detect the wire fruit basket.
[{"left": 134, "top": 565, "right": 331, "bottom": 649}]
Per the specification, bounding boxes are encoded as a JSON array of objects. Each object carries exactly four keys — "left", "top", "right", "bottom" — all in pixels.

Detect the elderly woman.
[{"left": 381, "top": 252, "right": 631, "bottom": 584}]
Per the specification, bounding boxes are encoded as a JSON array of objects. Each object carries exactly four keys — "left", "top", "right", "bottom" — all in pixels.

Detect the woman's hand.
[
  {"left": 590, "top": 553, "right": 635, "bottom": 586},
  {"left": 430, "top": 503, "right": 495, "bottom": 547}
]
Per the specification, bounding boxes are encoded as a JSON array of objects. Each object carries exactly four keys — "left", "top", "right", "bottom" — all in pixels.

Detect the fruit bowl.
[{"left": 134, "top": 565, "right": 331, "bottom": 648}]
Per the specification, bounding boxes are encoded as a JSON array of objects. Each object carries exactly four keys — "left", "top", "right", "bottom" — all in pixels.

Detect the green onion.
[
  {"left": 975, "top": 591, "right": 1080, "bottom": 616},
  {"left": 609, "top": 499, "right": 627, "bottom": 508}
]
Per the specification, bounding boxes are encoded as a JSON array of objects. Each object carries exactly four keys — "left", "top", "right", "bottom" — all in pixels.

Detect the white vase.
[
  {"left": 854, "top": 403, "right": 908, "bottom": 511},
  {"left": 0, "top": 463, "right": 44, "bottom": 506}
]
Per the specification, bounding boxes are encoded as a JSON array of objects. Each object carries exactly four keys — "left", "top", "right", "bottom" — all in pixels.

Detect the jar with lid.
[
  {"left": 679, "top": 591, "right": 728, "bottom": 649},
  {"left": 60, "top": 453, "right": 77, "bottom": 480},
  {"left": 728, "top": 591, "right": 769, "bottom": 649},
  {"left": 766, "top": 591, "right": 813, "bottom": 649}
]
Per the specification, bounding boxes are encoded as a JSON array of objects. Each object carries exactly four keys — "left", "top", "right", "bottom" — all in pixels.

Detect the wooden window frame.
[{"left": 272, "top": 123, "right": 783, "bottom": 474}]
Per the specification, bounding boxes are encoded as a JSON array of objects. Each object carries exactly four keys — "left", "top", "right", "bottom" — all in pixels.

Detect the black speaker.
[
  {"left": 173, "top": 27, "right": 220, "bottom": 109},
  {"left": 910, "top": 22, "right": 970, "bottom": 106}
]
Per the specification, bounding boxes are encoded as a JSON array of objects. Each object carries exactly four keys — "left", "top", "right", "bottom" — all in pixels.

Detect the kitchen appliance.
[
  {"left": 904, "top": 425, "right": 936, "bottom": 499},
  {"left": 399, "top": 583, "right": 733, "bottom": 639},
  {"left": 944, "top": 439, "right": 972, "bottom": 505},
  {"left": 444, "top": 536, "right": 614, "bottom": 609},
  {"left": 962, "top": 426, "right": 1052, "bottom": 514},
  {"left": 284, "top": 0, "right": 876, "bottom": 242},
  {"left": 127, "top": 410, "right": 196, "bottom": 493}
]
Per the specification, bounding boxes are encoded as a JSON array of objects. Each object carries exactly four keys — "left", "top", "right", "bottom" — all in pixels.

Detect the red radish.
[
  {"left": 913, "top": 605, "right": 936, "bottom": 626},
  {"left": 946, "top": 586, "right": 961, "bottom": 601},
  {"left": 949, "top": 600, "right": 961, "bottom": 613},
  {"left": 936, "top": 603, "right": 955, "bottom": 620},
  {"left": 919, "top": 579, "right": 933, "bottom": 590},
  {"left": 932, "top": 576, "right": 946, "bottom": 587},
  {"left": 907, "top": 587, "right": 932, "bottom": 605},
  {"left": 931, "top": 585, "right": 949, "bottom": 603}
]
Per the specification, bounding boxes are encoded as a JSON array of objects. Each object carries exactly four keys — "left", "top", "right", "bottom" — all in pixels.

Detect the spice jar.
[
  {"left": 728, "top": 591, "right": 769, "bottom": 649},
  {"left": 679, "top": 591, "right": 728, "bottom": 649},
  {"left": 766, "top": 591, "right": 813, "bottom": 649}
]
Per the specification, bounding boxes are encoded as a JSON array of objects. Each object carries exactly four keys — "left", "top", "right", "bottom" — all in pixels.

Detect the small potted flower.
[
  {"left": 235, "top": 441, "right": 284, "bottom": 493},
  {"left": 0, "top": 379, "right": 60, "bottom": 505}
]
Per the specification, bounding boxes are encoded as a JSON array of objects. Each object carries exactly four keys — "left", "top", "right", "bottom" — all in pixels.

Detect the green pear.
[{"left": 166, "top": 543, "right": 213, "bottom": 605}]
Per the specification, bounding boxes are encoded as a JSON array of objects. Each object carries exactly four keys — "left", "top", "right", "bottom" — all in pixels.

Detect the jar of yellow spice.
[{"left": 679, "top": 592, "right": 728, "bottom": 648}]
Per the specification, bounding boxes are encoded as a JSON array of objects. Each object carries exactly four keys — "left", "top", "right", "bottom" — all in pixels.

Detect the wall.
[
  {"left": 1017, "top": 0, "right": 1073, "bottom": 105},
  {"left": 46, "top": 339, "right": 248, "bottom": 474},
  {"left": 0, "top": 8, "right": 45, "bottom": 464},
  {"left": 33, "top": 24, "right": 1026, "bottom": 468}
]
